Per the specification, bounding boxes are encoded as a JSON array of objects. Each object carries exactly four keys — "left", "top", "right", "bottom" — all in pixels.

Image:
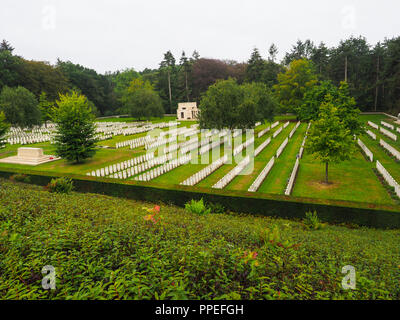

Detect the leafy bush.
[
  {"left": 0, "top": 178, "right": 399, "bottom": 300},
  {"left": 46, "top": 177, "right": 74, "bottom": 194},
  {"left": 10, "top": 173, "right": 30, "bottom": 183},
  {"left": 185, "top": 198, "right": 211, "bottom": 215},
  {"left": 303, "top": 211, "right": 326, "bottom": 230}
]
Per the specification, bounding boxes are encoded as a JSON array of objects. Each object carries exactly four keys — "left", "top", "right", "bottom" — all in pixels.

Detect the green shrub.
[
  {"left": 185, "top": 198, "right": 211, "bottom": 215},
  {"left": 46, "top": 177, "right": 74, "bottom": 194},
  {"left": 303, "top": 211, "right": 326, "bottom": 230},
  {"left": 207, "top": 202, "right": 225, "bottom": 214},
  {"left": 10, "top": 173, "right": 30, "bottom": 183},
  {"left": 0, "top": 178, "right": 399, "bottom": 300}
]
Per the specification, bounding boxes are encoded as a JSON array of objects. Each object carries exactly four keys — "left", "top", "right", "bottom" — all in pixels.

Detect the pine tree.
[{"left": 52, "top": 91, "right": 97, "bottom": 163}]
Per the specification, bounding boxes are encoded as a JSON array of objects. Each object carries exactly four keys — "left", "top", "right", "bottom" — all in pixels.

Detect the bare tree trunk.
[
  {"left": 168, "top": 70, "right": 172, "bottom": 113},
  {"left": 344, "top": 56, "right": 348, "bottom": 82},
  {"left": 374, "top": 56, "right": 380, "bottom": 111},
  {"left": 325, "top": 162, "right": 329, "bottom": 184},
  {"left": 185, "top": 71, "right": 189, "bottom": 101}
]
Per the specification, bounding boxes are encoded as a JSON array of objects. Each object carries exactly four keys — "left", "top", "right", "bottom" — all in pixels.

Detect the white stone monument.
[{"left": 0, "top": 147, "right": 60, "bottom": 166}]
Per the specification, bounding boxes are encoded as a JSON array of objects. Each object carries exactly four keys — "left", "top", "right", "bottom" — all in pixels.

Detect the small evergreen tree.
[{"left": 52, "top": 91, "right": 97, "bottom": 163}]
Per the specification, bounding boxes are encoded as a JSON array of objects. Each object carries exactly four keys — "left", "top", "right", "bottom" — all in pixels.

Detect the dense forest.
[{"left": 0, "top": 35, "right": 400, "bottom": 117}]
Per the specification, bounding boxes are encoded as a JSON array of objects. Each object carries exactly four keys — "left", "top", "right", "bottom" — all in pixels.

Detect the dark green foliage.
[
  {"left": 52, "top": 91, "right": 97, "bottom": 163},
  {"left": 46, "top": 177, "right": 73, "bottom": 194},
  {"left": 298, "top": 81, "right": 338, "bottom": 121},
  {"left": 303, "top": 211, "right": 326, "bottom": 230},
  {"left": 56, "top": 60, "right": 115, "bottom": 116},
  {"left": 0, "top": 168, "right": 398, "bottom": 229},
  {"left": 185, "top": 198, "right": 211, "bottom": 215},
  {"left": 0, "top": 179, "right": 399, "bottom": 299},
  {"left": 122, "top": 79, "right": 164, "bottom": 120},
  {"left": 0, "top": 112, "right": 9, "bottom": 148},
  {"left": 0, "top": 49, "right": 21, "bottom": 90},
  {"left": 299, "top": 81, "right": 363, "bottom": 137},
  {"left": 10, "top": 173, "right": 30, "bottom": 183},
  {"left": 17, "top": 60, "right": 70, "bottom": 101},
  {"left": 199, "top": 78, "right": 276, "bottom": 129},
  {"left": 207, "top": 202, "right": 226, "bottom": 214},
  {"left": 245, "top": 47, "right": 284, "bottom": 87},
  {"left": 0, "top": 86, "right": 41, "bottom": 127}
]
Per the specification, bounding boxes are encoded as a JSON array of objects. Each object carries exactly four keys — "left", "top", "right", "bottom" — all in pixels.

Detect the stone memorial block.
[{"left": 0, "top": 147, "right": 60, "bottom": 166}]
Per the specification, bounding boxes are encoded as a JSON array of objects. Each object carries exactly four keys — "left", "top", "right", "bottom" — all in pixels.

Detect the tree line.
[{"left": 1, "top": 35, "right": 400, "bottom": 124}]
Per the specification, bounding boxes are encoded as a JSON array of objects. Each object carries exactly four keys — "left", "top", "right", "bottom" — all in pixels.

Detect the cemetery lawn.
[
  {"left": 0, "top": 178, "right": 399, "bottom": 300},
  {"left": 1, "top": 114, "right": 399, "bottom": 207}
]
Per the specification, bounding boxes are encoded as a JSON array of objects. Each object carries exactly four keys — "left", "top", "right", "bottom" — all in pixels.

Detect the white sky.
[{"left": 1, "top": 0, "right": 399, "bottom": 74}]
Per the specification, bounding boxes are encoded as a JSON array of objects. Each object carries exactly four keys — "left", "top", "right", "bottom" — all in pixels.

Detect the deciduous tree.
[
  {"left": 0, "top": 86, "right": 41, "bottom": 128},
  {"left": 306, "top": 98, "right": 356, "bottom": 184},
  {"left": 273, "top": 59, "right": 318, "bottom": 114}
]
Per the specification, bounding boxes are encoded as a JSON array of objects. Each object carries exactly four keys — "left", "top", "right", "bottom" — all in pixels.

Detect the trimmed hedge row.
[{"left": 0, "top": 168, "right": 399, "bottom": 229}]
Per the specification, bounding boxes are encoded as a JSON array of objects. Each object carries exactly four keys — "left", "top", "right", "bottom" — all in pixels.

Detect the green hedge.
[{"left": 0, "top": 168, "right": 399, "bottom": 229}]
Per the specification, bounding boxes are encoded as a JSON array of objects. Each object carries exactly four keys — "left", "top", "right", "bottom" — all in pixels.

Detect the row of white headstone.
[
  {"left": 376, "top": 160, "right": 400, "bottom": 198},
  {"left": 284, "top": 124, "right": 311, "bottom": 195},
  {"left": 87, "top": 152, "right": 155, "bottom": 177},
  {"left": 255, "top": 122, "right": 262, "bottom": 127},
  {"left": 271, "top": 121, "right": 280, "bottom": 129},
  {"left": 380, "top": 127, "right": 397, "bottom": 141},
  {"left": 368, "top": 121, "right": 379, "bottom": 130},
  {"left": 96, "top": 133, "right": 113, "bottom": 141},
  {"left": 112, "top": 153, "right": 174, "bottom": 180},
  {"left": 284, "top": 158, "right": 300, "bottom": 196},
  {"left": 180, "top": 155, "right": 229, "bottom": 186},
  {"left": 248, "top": 156, "right": 275, "bottom": 192},
  {"left": 199, "top": 136, "right": 228, "bottom": 155},
  {"left": 7, "top": 135, "right": 52, "bottom": 145},
  {"left": 357, "top": 138, "right": 374, "bottom": 162},
  {"left": 380, "top": 138, "right": 400, "bottom": 161},
  {"left": 366, "top": 130, "right": 376, "bottom": 140},
  {"left": 233, "top": 137, "right": 255, "bottom": 156},
  {"left": 276, "top": 137, "right": 289, "bottom": 158},
  {"left": 117, "top": 135, "right": 153, "bottom": 149},
  {"left": 273, "top": 126, "right": 283, "bottom": 138},
  {"left": 283, "top": 121, "right": 289, "bottom": 129},
  {"left": 298, "top": 123, "right": 311, "bottom": 159},
  {"left": 289, "top": 122, "right": 301, "bottom": 138},
  {"left": 258, "top": 126, "right": 270, "bottom": 138},
  {"left": 164, "top": 136, "right": 202, "bottom": 154},
  {"left": 145, "top": 135, "right": 178, "bottom": 150},
  {"left": 135, "top": 154, "right": 192, "bottom": 182},
  {"left": 381, "top": 121, "right": 394, "bottom": 130},
  {"left": 212, "top": 156, "right": 250, "bottom": 189},
  {"left": 254, "top": 137, "right": 271, "bottom": 157},
  {"left": 368, "top": 120, "right": 398, "bottom": 141}
]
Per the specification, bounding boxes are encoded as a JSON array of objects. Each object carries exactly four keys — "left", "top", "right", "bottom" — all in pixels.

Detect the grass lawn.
[
  {"left": 256, "top": 123, "right": 307, "bottom": 194},
  {"left": 0, "top": 114, "right": 399, "bottom": 207},
  {"left": 292, "top": 152, "right": 394, "bottom": 205},
  {"left": 0, "top": 179, "right": 399, "bottom": 299}
]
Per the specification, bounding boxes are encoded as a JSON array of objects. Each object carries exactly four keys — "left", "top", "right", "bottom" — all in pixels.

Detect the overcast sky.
[{"left": 1, "top": 0, "right": 399, "bottom": 74}]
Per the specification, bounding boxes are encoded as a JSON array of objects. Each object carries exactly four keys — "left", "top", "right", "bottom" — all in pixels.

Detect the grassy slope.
[{"left": 0, "top": 179, "right": 399, "bottom": 300}]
